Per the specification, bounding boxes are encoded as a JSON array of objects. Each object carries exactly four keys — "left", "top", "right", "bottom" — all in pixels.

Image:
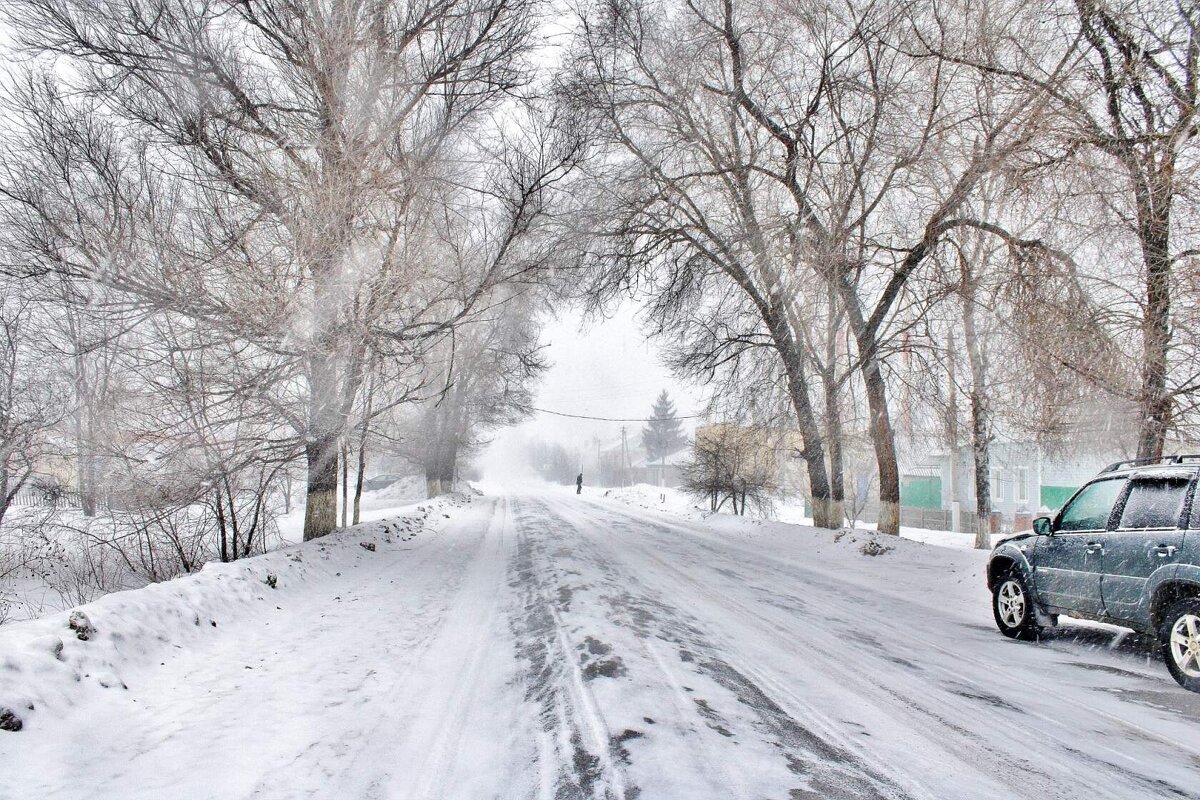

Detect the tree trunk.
[
  {"left": 822, "top": 363, "right": 846, "bottom": 528},
  {"left": 303, "top": 435, "right": 339, "bottom": 541},
  {"left": 442, "top": 438, "right": 458, "bottom": 494},
  {"left": 425, "top": 434, "right": 457, "bottom": 498},
  {"left": 352, "top": 368, "right": 375, "bottom": 526},
  {"left": 821, "top": 282, "right": 846, "bottom": 526},
  {"left": 861, "top": 357, "right": 901, "bottom": 535},
  {"left": 340, "top": 440, "right": 350, "bottom": 528},
  {"left": 764, "top": 304, "right": 835, "bottom": 528},
  {"left": 227, "top": 480, "right": 241, "bottom": 560},
  {"left": 84, "top": 413, "right": 99, "bottom": 513},
  {"left": 837, "top": 279, "right": 900, "bottom": 536},
  {"left": 353, "top": 441, "right": 366, "bottom": 526},
  {"left": 962, "top": 288, "right": 993, "bottom": 550},
  {"left": 970, "top": 392, "right": 993, "bottom": 550},
  {"left": 0, "top": 468, "right": 8, "bottom": 531},
  {"left": 1135, "top": 197, "right": 1172, "bottom": 459},
  {"left": 946, "top": 329, "right": 960, "bottom": 530},
  {"left": 214, "top": 489, "right": 229, "bottom": 563},
  {"left": 303, "top": 315, "right": 344, "bottom": 539},
  {"left": 74, "top": 372, "right": 97, "bottom": 516}
]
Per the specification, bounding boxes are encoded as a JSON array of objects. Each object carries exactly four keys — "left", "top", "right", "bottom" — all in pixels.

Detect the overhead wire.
[{"left": 519, "top": 404, "right": 704, "bottom": 423}]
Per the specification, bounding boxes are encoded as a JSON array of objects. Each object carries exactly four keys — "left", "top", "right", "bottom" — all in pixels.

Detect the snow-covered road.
[{"left": 4, "top": 489, "right": 1200, "bottom": 799}]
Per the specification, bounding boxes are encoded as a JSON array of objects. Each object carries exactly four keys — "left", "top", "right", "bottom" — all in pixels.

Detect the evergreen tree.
[{"left": 642, "top": 390, "right": 686, "bottom": 463}]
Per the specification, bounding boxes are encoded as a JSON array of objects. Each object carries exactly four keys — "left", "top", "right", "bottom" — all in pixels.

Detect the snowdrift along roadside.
[
  {"left": 0, "top": 492, "right": 473, "bottom": 733},
  {"left": 601, "top": 482, "right": 1010, "bottom": 549}
]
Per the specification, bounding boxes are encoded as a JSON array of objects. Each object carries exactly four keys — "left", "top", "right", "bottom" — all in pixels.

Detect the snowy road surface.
[{"left": 4, "top": 489, "right": 1200, "bottom": 799}]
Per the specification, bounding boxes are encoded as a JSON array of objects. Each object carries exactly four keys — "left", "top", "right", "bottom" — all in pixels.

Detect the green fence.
[
  {"left": 1040, "top": 485, "right": 1077, "bottom": 511},
  {"left": 901, "top": 475, "right": 942, "bottom": 510}
]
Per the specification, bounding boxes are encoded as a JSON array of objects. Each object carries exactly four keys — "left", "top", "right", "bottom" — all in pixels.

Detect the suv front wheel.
[
  {"left": 1161, "top": 598, "right": 1200, "bottom": 693},
  {"left": 993, "top": 571, "right": 1040, "bottom": 640}
]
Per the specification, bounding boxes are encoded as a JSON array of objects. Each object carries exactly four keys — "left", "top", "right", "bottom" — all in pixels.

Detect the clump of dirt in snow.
[
  {"left": 0, "top": 706, "right": 23, "bottom": 731},
  {"left": 68, "top": 610, "right": 95, "bottom": 641},
  {"left": 860, "top": 539, "right": 894, "bottom": 557}
]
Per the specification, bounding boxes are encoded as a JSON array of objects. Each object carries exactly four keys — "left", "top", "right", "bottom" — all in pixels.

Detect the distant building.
[
  {"left": 890, "top": 397, "right": 1148, "bottom": 532},
  {"left": 904, "top": 442, "right": 1116, "bottom": 509},
  {"left": 894, "top": 439, "right": 1138, "bottom": 533},
  {"left": 591, "top": 436, "right": 689, "bottom": 488},
  {"left": 628, "top": 446, "right": 690, "bottom": 488}
]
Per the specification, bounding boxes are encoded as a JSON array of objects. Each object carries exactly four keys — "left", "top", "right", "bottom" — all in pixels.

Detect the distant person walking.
[{"left": 576, "top": 473, "right": 583, "bottom": 495}]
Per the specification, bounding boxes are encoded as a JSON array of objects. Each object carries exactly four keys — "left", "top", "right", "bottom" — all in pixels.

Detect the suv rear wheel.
[
  {"left": 993, "top": 571, "right": 1040, "bottom": 640},
  {"left": 1160, "top": 597, "right": 1200, "bottom": 693}
]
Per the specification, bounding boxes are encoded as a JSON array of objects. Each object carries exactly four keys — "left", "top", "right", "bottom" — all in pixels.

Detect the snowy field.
[{"left": 2, "top": 485, "right": 1199, "bottom": 799}]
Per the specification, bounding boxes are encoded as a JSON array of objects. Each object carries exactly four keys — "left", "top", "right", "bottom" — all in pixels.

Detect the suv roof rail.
[{"left": 1100, "top": 454, "right": 1200, "bottom": 473}]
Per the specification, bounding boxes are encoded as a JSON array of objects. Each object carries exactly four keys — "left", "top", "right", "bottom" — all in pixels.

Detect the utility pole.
[{"left": 620, "top": 426, "right": 630, "bottom": 487}]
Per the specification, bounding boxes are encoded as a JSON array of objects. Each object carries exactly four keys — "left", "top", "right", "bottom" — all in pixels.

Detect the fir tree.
[{"left": 642, "top": 390, "right": 686, "bottom": 463}]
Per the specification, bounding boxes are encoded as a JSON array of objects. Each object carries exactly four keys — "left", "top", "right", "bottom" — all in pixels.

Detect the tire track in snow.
[
  {"left": 392, "top": 495, "right": 528, "bottom": 800},
  {"left": 506, "top": 498, "right": 635, "bottom": 800},
  {"left": 242, "top": 495, "right": 531, "bottom": 800},
  {"left": 631, "top": 512, "right": 1200, "bottom": 796},
  {"left": 571, "top": 498, "right": 1200, "bottom": 800},
  {"left": 508, "top": 497, "right": 789, "bottom": 797},
  {"left": 525, "top": 496, "right": 914, "bottom": 800}
]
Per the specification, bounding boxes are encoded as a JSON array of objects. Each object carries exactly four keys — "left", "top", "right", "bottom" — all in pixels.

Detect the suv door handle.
[
  {"left": 1152, "top": 545, "right": 1177, "bottom": 558},
  {"left": 1086, "top": 541, "right": 1104, "bottom": 554}
]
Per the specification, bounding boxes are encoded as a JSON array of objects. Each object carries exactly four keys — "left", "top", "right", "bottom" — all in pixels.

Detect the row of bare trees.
[
  {"left": 0, "top": 0, "right": 580, "bottom": 560},
  {"left": 0, "top": 0, "right": 1196, "bottom": 557},
  {"left": 560, "top": 0, "right": 1198, "bottom": 538}
]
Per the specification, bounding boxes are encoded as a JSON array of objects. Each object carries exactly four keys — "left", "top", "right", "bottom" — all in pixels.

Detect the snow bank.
[
  {"left": 0, "top": 493, "right": 470, "bottom": 733},
  {"left": 600, "top": 484, "right": 708, "bottom": 518},
  {"left": 275, "top": 474, "right": 427, "bottom": 545},
  {"left": 601, "top": 484, "right": 1010, "bottom": 553}
]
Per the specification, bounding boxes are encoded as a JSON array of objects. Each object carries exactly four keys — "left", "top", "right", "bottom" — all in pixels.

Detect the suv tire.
[
  {"left": 993, "top": 570, "right": 1040, "bottom": 640},
  {"left": 1160, "top": 597, "right": 1200, "bottom": 693}
]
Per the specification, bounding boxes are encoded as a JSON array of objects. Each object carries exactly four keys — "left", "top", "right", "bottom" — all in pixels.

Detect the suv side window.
[
  {"left": 1118, "top": 478, "right": 1189, "bottom": 530},
  {"left": 1057, "top": 479, "right": 1125, "bottom": 532}
]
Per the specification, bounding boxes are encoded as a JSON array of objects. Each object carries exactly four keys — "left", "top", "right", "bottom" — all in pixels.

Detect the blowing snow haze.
[
  {"left": 479, "top": 306, "right": 705, "bottom": 482},
  {"left": 1, "top": 0, "right": 1199, "bottom": 798}
]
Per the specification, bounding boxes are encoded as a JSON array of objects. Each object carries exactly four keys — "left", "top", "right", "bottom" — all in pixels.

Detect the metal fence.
[
  {"left": 8, "top": 487, "right": 86, "bottom": 509},
  {"left": 850, "top": 504, "right": 995, "bottom": 534}
]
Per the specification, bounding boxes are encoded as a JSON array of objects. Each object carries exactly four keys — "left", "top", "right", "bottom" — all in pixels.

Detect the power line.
[{"left": 520, "top": 404, "right": 704, "bottom": 423}]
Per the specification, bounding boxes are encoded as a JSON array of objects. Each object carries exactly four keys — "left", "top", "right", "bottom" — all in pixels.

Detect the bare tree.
[
  {"left": 925, "top": 0, "right": 1200, "bottom": 458},
  {"left": 402, "top": 290, "right": 547, "bottom": 497},
  {"left": 564, "top": 0, "right": 840, "bottom": 526},
  {"left": 0, "top": 292, "right": 63, "bottom": 530},
  {"left": 683, "top": 423, "right": 777, "bottom": 516},
  {"left": 565, "top": 0, "right": 1060, "bottom": 533},
  {"left": 3, "top": 0, "right": 579, "bottom": 540}
]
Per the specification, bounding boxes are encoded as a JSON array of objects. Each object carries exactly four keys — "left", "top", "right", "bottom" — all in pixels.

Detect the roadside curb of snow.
[{"left": 0, "top": 492, "right": 474, "bottom": 733}]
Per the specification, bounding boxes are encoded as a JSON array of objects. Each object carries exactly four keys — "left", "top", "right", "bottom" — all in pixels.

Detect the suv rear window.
[{"left": 1118, "top": 478, "right": 1189, "bottom": 530}]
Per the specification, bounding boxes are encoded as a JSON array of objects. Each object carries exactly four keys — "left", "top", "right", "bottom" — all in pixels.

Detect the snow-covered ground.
[
  {"left": 0, "top": 475, "right": 429, "bottom": 626},
  {"left": 2, "top": 485, "right": 1198, "bottom": 799},
  {"left": 274, "top": 474, "right": 428, "bottom": 545},
  {"left": 601, "top": 482, "right": 1010, "bottom": 548}
]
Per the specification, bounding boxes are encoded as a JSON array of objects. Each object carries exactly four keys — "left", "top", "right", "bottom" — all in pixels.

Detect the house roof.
[{"left": 631, "top": 446, "right": 690, "bottom": 469}]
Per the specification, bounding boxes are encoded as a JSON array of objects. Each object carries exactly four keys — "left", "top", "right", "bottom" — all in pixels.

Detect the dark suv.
[{"left": 987, "top": 456, "right": 1200, "bottom": 692}]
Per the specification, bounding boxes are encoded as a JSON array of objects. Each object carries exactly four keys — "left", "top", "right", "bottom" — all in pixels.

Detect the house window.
[
  {"left": 1016, "top": 467, "right": 1029, "bottom": 504},
  {"left": 991, "top": 469, "right": 1003, "bottom": 502}
]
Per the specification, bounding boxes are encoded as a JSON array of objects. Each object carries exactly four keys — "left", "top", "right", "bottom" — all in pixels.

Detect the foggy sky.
[{"left": 479, "top": 304, "right": 706, "bottom": 477}]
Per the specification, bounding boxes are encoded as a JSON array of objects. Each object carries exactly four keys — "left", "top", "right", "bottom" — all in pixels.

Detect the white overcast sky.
[{"left": 480, "top": 303, "right": 708, "bottom": 474}]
